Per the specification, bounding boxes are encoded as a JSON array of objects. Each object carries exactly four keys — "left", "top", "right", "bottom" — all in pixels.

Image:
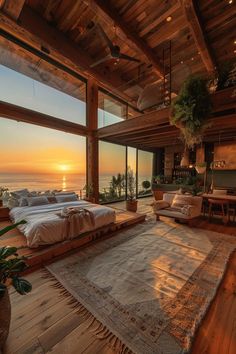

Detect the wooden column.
[{"left": 86, "top": 79, "right": 99, "bottom": 203}]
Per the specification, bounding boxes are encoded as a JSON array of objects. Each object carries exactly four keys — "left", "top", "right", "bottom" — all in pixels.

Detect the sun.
[{"left": 58, "top": 164, "right": 70, "bottom": 172}]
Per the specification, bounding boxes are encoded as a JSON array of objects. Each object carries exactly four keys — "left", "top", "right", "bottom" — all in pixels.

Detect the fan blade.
[
  {"left": 97, "top": 24, "right": 114, "bottom": 52},
  {"left": 90, "top": 54, "right": 112, "bottom": 68},
  {"left": 119, "top": 53, "right": 140, "bottom": 63}
]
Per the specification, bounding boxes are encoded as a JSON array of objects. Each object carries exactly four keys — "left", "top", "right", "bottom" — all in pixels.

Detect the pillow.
[
  {"left": 55, "top": 194, "right": 78, "bottom": 203},
  {"left": 151, "top": 200, "right": 170, "bottom": 212},
  {"left": 19, "top": 197, "right": 28, "bottom": 207},
  {"left": 27, "top": 196, "right": 49, "bottom": 207},
  {"left": 7, "top": 197, "right": 19, "bottom": 209},
  {"left": 11, "top": 189, "right": 29, "bottom": 199},
  {"left": 181, "top": 205, "right": 194, "bottom": 216},
  {"left": 172, "top": 194, "right": 194, "bottom": 209}
]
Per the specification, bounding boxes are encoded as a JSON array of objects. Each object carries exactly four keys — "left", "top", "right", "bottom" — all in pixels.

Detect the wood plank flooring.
[{"left": 2, "top": 198, "right": 236, "bottom": 354}]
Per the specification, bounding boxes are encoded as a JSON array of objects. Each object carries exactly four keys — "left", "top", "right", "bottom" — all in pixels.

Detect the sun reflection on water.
[{"left": 62, "top": 175, "right": 67, "bottom": 191}]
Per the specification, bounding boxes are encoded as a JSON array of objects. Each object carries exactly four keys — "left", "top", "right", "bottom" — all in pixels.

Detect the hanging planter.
[{"left": 170, "top": 75, "right": 212, "bottom": 149}]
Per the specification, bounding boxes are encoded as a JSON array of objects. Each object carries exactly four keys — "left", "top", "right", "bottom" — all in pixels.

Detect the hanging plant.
[{"left": 170, "top": 75, "right": 212, "bottom": 148}]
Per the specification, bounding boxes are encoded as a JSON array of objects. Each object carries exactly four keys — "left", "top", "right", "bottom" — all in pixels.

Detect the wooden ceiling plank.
[
  {"left": 0, "top": 7, "right": 136, "bottom": 106},
  {"left": 2, "top": 0, "right": 25, "bottom": 20},
  {"left": 87, "top": 0, "right": 164, "bottom": 78},
  {"left": 181, "top": 0, "right": 216, "bottom": 72}
]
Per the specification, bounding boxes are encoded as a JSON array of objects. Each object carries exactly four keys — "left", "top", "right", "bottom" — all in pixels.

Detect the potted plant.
[
  {"left": 195, "top": 162, "right": 207, "bottom": 174},
  {"left": 126, "top": 167, "right": 138, "bottom": 212},
  {"left": 0, "top": 220, "right": 32, "bottom": 350},
  {"left": 170, "top": 75, "right": 212, "bottom": 148},
  {"left": 142, "top": 180, "right": 151, "bottom": 194}
]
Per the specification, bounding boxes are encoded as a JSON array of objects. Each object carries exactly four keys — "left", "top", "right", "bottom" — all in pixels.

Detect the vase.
[
  {"left": 0, "top": 289, "right": 11, "bottom": 350},
  {"left": 126, "top": 200, "right": 138, "bottom": 212}
]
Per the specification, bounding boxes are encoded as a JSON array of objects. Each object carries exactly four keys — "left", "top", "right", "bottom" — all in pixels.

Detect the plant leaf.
[
  {"left": 0, "top": 246, "right": 18, "bottom": 259},
  {"left": 0, "top": 220, "right": 27, "bottom": 237},
  {"left": 12, "top": 276, "right": 32, "bottom": 295}
]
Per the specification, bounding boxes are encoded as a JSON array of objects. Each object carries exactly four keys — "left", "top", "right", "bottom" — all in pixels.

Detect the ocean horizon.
[{"left": 0, "top": 172, "right": 152, "bottom": 194}]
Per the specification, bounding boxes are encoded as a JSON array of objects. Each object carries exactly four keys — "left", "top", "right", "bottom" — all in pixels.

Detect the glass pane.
[
  {"left": 0, "top": 118, "right": 86, "bottom": 195},
  {"left": 98, "top": 91, "right": 127, "bottom": 128},
  {"left": 0, "top": 38, "right": 86, "bottom": 125},
  {"left": 127, "top": 147, "right": 137, "bottom": 198},
  {"left": 138, "top": 150, "right": 153, "bottom": 196},
  {"left": 99, "top": 141, "right": 126, "bottom": 202}
]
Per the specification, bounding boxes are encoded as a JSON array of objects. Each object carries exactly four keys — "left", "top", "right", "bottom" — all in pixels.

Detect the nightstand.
[{"left": 0, "top": 206, "right": 10, "bottom": 221}]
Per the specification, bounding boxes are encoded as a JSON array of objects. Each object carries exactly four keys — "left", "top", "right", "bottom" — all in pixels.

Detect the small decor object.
[
  {"left": 126, "top": 167, "right": 138, "bottom": 212},
  {"left": 170, "top": 75, "right": 212, "bottom": 148},
  {"left": 0, "top": 220, "right": 32, "bottom": 349}
]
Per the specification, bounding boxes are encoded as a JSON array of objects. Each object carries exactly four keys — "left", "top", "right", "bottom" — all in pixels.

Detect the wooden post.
[{"left": 86, "top": 79, "right": 99, "bottom": 203}]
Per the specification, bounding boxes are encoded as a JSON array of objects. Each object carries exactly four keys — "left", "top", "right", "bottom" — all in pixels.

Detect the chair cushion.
[
  {"left": 151, "top": 200, "right": 170, "bottom": 212},
  {"left": 171, "top": 194, "right": 195, "bottom": 208}
]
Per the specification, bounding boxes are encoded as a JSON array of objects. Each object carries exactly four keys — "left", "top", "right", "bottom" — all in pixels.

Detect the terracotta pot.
[
  {"left": 126, "top": 200, "right": 138, "bottom": 212},
  {"left": 0, "top": 289, "right": 11, "bottom": 350}
]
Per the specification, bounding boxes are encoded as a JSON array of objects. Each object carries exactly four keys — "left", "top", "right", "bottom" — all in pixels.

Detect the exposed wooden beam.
[
  {"left": 0, "top": 7, "right": 136, "bottom": 106},
  {"left": 0, "top": 100, "right": 88, "bottom": 136},
  {"left": 0, "top": 1, "right": 5, "bottom": 9},
  {"left": 87, "top": 0, "right": 164, "bottom": 78},
  {"left": 181, "top": 0, "right": 216, "bottom": 72},
  {"left": 2, "top": 0, "right": 25, "bottom": 20}
]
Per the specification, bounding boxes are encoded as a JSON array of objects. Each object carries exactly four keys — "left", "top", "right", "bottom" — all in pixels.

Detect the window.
[
  {"left": 98, "top": 90, "right": 127, "bottom": 128},
  {"left": 0, "top": 118, "right": 86, "bottom": 194},
  {"left": 137, "top": 150, "right": 153, "bottom": 196},
  {"left": 0, "top": 63, "right": 86, "bottom": 125},
  {"left": 99, "top": 141, "right": 126, "bottom": 202}
]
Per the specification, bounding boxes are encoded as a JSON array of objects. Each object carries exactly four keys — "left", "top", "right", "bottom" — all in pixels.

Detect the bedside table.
[{"left": 0, "top": 206, "right": 10, "bottom": 221}]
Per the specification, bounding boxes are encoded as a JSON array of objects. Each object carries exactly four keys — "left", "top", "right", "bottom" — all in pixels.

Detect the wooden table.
[{"left": 203, "top": 194, "right": 236, "bottom": 223}]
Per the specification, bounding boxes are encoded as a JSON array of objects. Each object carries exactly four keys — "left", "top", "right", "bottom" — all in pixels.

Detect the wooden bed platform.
[{"left": 0, "top": 209, "right": 146, "bottom": 269}]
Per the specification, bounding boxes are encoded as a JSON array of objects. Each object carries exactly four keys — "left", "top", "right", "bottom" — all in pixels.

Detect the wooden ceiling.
[
  {"left": 0, "top": 0, "right": 235, "bottom": 151},
  {"left": 0, "top": 0, "right": 235, "bottom": 108}
]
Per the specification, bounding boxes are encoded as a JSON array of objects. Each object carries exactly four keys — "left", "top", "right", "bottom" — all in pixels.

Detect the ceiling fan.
[{"left": 90, "top": 24, "right": 140, "bottom": 68}]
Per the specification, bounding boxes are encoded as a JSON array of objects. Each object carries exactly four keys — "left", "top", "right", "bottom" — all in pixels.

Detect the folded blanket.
[{"left": 58, "top": 206, "right": 95, "bottom": 239}]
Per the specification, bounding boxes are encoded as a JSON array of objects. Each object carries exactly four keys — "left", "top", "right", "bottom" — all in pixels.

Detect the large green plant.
[
  {"left": 170, "top": 75, "right": 212, "bottom": 148},
  {"left": 0, "top": 221, "right": 32, "bottom": 297}
]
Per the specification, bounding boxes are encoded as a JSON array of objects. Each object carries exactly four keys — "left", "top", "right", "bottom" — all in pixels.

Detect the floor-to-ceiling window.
[
  {"left": 137, "top": 150, "right": 153, "bottom": 196},
  {"left": 99, "top": 141, "right": 126, "bottom": 202},
  {"left": 0, "top": 118, "right": 86, "bottom": 194}
]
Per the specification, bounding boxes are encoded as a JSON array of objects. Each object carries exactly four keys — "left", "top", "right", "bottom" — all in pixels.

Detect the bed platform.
[{"left": 0, "top": 209, "right": 145, "bottom": 269}]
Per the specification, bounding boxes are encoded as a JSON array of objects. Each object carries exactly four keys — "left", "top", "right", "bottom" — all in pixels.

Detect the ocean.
[{"left": 0, "top": 173, "right": 152, "bottom": 195}]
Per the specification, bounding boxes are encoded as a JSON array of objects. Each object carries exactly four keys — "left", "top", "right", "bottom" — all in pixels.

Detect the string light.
[
  {"left": 166, "top": 16, "right": 172, "bottom": 22},
  {"left": 228, "top": 0, "right": 233, "bottom": 4}
]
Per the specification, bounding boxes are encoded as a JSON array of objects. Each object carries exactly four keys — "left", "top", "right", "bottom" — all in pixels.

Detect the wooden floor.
[
  {"left": 3, "top": 198, "right": 236, "bottom": 354},
  {"left": 0, "top": 208, "right": 145, "bottom": 269}
]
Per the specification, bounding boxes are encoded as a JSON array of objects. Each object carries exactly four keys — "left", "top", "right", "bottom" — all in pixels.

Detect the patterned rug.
[{"left": 47, "top": 217, "right": 236, "bottom": 354}]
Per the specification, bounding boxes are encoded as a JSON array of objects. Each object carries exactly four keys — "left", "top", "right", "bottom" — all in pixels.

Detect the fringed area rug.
[{"left": 47, "top": 218, "right": 236, "bottom": 354}]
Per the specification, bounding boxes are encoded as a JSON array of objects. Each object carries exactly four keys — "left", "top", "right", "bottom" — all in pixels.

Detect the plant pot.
[
  {"left": 0, "top": 289, "right": 11, "bottom": 350},
  {"left": 126, "top": 200, "right": 138, "bottom": 212},
  {"left": 195, "top": 166, "right": 206, "bottom": 174}
]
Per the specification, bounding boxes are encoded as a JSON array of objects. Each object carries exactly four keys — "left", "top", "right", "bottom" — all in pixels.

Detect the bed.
[{"left": 10, "top": 200, "right": 116, "bottom": 248}]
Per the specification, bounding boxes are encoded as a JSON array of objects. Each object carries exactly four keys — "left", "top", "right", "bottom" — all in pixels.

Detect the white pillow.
[
  {"left": 151, "top": 200, "right": 170, "bottom": 212},
  {"left": 55, "top": 194, "right": 78, "bottom": 203},
  {"left": 7, "top": 197, "right": 19, "bottom": 208},
  {"left": 172, "top": 195, "right": 194, "bottom": 209},
  {"left": 27, "top": 196, "right": 49, "bottom": 206},
  {"left": 19, "top": 197, "right": 28, "bottom": 207},
  {"left": 11, "top": 189, "right": 29, "bottom": 199}
]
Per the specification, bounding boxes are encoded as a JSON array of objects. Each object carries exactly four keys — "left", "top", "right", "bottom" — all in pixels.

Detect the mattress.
[{"left": 10, "top": 200, "right": 116, "bottom": 248}]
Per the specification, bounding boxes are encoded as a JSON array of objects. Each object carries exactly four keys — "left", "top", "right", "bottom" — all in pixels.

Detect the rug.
[{"left": 47, "top": 218, "right": 236, "bottom": 354}]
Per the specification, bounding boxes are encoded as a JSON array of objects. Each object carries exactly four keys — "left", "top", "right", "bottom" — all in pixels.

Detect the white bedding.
[{"left": 10, "top": 200, "right": 116, "bottom": 248}]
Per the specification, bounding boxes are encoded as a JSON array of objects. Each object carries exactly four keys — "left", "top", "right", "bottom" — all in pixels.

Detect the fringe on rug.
[{"left": 41, "top": 268, "right": 133, "bottom": 354}]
